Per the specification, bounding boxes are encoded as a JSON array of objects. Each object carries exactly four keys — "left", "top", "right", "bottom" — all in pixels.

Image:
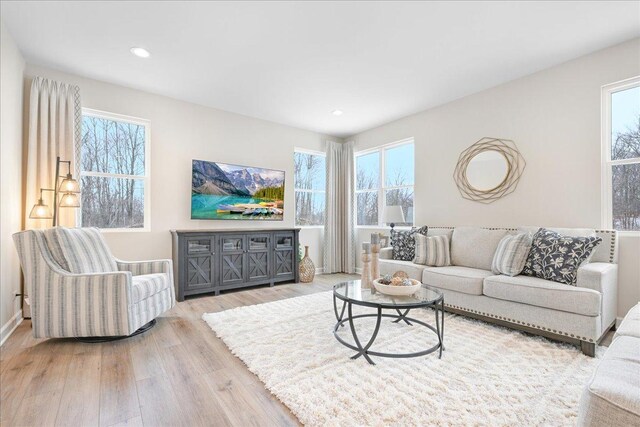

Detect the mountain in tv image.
[{"left": 191, "top": 159, "right": 285, "bottom": 220}]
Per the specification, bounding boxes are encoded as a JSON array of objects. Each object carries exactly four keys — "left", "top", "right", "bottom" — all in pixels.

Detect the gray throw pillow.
[
  {"left": 522, "top": 228, "right": 602, "bottom": 285},
  {"left": 414, "top": 234, "right": 451, "bottom": 267},
  {"left": 391, "top": 226, "right": 428, "bottom": 261},
  {"left": 491, "top": 233, "right": 532, "bottom": 276}
]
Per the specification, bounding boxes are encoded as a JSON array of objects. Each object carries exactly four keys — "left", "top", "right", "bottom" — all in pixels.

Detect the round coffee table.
[{"left": 333, "top": 280, "right": 444, "bottom": 365}]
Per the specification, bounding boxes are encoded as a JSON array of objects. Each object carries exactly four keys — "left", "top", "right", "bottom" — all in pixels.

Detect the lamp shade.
[
  {"left": 29, "top": 199, "right": 53, "bottom": 219},
  {"left": 383, "top": 205, "right": 405, "bottom": 225},
  {"left": 59, "top": 192, "right": 80, "bottom": 208},
  {"left": 59, "top": 175, "right": 80, "bottom": 193}
]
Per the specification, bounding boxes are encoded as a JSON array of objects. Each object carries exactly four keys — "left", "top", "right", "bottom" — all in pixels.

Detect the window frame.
[
  {"left": 355, "top": 138, "right": 415, "bottom": 228},
  {"left": 293, "top": 147, "right": 326, "bottom": 228},
  {"left": 601, "top": 77, "right": 640, "bottom": 235},
  {"left": 79, "top": 108, "right": 151, "bottom": 232}
]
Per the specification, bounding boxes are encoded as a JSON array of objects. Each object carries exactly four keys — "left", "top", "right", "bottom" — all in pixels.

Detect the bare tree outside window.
[
  {"left": 611, "top": 116, "right": 640, "bottom": 230},
  {"left": 607, "top": 84, "right": 640, "bottom": 231},
  {"left": 294, "top": 151, "right": 326, "bottom": 226},
  {"left": 355, "top": 141, "right": 414, "bottom": 226},
  {"left": 80, "top": 113, "right": 149, "bottom": 229}
]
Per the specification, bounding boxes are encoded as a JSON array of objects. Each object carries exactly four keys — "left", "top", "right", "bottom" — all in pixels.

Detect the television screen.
[{"left": 191, "top": 159, "right": 285, "bottom": 221}]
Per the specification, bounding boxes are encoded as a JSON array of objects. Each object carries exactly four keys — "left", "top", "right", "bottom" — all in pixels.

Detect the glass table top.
[{"left": 333, "top": 280, "right": 443, "bottom": 308}]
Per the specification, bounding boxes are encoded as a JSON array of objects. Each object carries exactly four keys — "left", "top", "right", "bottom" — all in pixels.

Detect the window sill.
[
  {"left": 297, "top": 225, "right": 325, "bottom": 229},
  {"left": 99, "top": 227, "right": 150, "bottom": 233},
  {"left": 616, "top": 230, "right": 640, "bottom": 237}
]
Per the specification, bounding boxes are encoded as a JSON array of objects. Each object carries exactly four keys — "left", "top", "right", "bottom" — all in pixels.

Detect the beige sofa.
[
  {"left": 379, "top": 226, "right": 618, "bottom": 356},
  {"left": 578, "top": 303, "right": 640, "bottom": 426}
]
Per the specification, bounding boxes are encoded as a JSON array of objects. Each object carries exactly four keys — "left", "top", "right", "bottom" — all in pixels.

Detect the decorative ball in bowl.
[{"left": 373, "top": 275, "right": 422, "bottom": 296}]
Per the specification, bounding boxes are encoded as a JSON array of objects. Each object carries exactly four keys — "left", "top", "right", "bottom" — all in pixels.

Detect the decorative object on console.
[
  {"left": 29, "top": 156, "right": 81, "bottom": 226},
  {"left": 391, "top": 226, "right": 428, "bottom": 261},
  {"left": 523, "top": 228, "right": 602, "bottom": 285},
  {"left": 299, "top": 245, "right": 315, "bottom": 283},
  {"left": 453, "top": 137, "right": 526, "bottom": 204},
  {"left": 191, "top": 159, "right": 285, "bottom": 221},
  {"left": 491, "top": 232, "right": 533, "bottom": 276},
  {"left": 360, "top": 242, "right": 372, "bottom": 289},
  {"left": 383, "top": 205, "right": 405, "bottom": 230},
  {"left": 414, "top": 234, "right": 451, "bottom": 267},
  {"left": 370, "top": 233, "right": 380, "bottom": 281}
]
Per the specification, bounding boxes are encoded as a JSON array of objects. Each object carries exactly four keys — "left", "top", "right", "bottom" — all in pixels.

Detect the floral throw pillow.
[
  {"left": 391, "top": 226, "right": 428, "bottom": 261},
  {"left": 522, "top": 228, "right": 602, "bottom": 285}
]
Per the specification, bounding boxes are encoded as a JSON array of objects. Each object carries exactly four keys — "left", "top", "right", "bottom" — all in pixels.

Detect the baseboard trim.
[
  {"left": 0, "top": 310, "right": 23, "bottom": 347},
  {"left": 616, "top": 316, "right": 623, "bottom": 329},
  {"left": 315, "top": 267, "right": 324, "bottom": 275}
]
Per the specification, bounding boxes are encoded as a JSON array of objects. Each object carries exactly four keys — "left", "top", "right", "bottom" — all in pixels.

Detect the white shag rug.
[{"left": 202, "top": 291, "right": 601, "bottom": 426}]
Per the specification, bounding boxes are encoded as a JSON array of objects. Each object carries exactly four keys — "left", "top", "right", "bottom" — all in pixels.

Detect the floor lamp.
[{"left": 29, "top": 156, "right": 81, "bottom": 226}]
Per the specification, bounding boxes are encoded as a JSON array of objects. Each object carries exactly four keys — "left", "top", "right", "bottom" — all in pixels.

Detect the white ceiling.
[{"left": 2, "top": 1, "right": 639, "bottom": 138}]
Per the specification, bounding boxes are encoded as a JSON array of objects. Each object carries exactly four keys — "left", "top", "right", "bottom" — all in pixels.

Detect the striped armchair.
[{"left": 13, "top": 227, "right": 175, "bottom": 338}]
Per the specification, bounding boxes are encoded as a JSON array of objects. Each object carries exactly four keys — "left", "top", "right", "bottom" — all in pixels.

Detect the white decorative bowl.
[{"left": 372, "top": 278, "right": 422, "bottom": 296}]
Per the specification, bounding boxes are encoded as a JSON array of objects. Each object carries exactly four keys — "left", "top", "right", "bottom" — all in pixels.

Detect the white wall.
[
  {"left": 351, "top": 38, "right": 640, "bottom": 318},
  {"left": 23, "top": 65, "right": 336, "bottom": 270},
  {"left": 0, "top": 20, "right": 25, "bottom": 342}
]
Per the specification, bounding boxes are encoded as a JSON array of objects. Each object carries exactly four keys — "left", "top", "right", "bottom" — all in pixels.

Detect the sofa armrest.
[
  {"left": 577, "top": 263, "right": 618, "bottom": 333},
  {"left": 380, "top": 247, "right": 393, "bottom": 260}
]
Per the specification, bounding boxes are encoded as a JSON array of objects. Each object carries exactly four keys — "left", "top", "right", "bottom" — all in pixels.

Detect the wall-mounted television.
[{"left": 191, "top": 159, "right": 285, "bottom": 221}]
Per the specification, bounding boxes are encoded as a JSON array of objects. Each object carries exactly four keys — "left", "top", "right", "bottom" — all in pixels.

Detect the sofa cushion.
[
  {"left": 615, "top": 303, "right": 640, "bottom": 340},
  {"left": 451, "top": 227, "right": 509, "bottom": 270},
  {"left": 483, "top": 274, "right": 601, "bottom": 316},
  {"left": 391, "top": 226, "right": 428, "bottom": 261},
  {"left": 491, "top": 232, "right": 533, "bottom": 276},
  {"left": 577, "top": 336, "right": 640, "bottom": 427},
  {"left": 45, "top": 227, "right": 117, "bottom": 274},
  {"left": 378, "top": 259, "right": 424, "bottom": 281},
  {"left": 132, "top": 273, "right": 171, "bottom": 304},
  {"left": 523, "top": 228, "right": 602, "bottom": 285},
  {"left": 422, "top": 266, "right": 493, "bottom": 296},
  {"left": 414, "top": 234, "right": 451, "bottom": 267}
]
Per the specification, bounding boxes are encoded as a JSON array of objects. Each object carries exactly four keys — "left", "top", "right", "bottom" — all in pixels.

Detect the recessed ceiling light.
[
  {"left": 332, "top": 110, "right": 343, "bottom": 116},
  {"left": 130, "top": 47, "right": 151, "bottom": 58}
]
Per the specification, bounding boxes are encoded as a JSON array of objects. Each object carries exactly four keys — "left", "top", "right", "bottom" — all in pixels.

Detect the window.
[
  {"left": 355, "top": 139, "right": 414, "bottom": 226},
  {"left": 79, "top": 109, "right": 150, "bottom": 230},
  {"left": 602, "top": 78, "right": 640, "bottom": 232},
  {"left": 294, "top": 149, "right": 326, "bottom": 226}
]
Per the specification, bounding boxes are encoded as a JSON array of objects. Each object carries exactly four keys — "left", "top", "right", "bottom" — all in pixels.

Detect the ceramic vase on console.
[{"left": 299, "top": 246, "right": 315, "bottom": 283}]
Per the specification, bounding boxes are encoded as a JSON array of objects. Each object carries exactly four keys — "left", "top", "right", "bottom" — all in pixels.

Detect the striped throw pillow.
[
  {"left": 49, "top": 227, "right": 118, "bottom": 274},
  {"left": 491, "top": 233, "right": 533, "bottom": 276},
  {"left": 414, "top": 234, "right": 451, "bottom": 267}
]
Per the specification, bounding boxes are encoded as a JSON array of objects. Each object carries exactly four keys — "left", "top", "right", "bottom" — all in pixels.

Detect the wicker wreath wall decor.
[{"left": 453, "top": 137, "right": 525, "bottom": 204}]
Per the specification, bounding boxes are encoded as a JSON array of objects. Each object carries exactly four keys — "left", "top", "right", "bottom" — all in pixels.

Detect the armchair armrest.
[
  {"left": 577, "top": 263, "right": 618, "bottom": 334},
  {"left": 116, "top": 258, "right": 173, "bottom": 276},
  {"left": 36, "top": 269, "right": 133, "bottom": 337},
  {"left": 380, "top": 247, "right": 393, "bottom": 260}
]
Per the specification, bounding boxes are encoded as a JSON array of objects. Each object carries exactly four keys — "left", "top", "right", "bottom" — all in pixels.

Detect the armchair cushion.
[
  {"left": 132, "top": 273, "right": 172, "bottom": 303},
  {"left": 46, "top": 227, "right": 117, "bottom": 274}
]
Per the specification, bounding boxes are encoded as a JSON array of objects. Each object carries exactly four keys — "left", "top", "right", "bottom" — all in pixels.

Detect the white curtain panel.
[
  {"left": 25, "top": 76, "right": 82, "bottom": 230},
  {"left": 323, "top": 140, "right": 356, "bottom": 273}
]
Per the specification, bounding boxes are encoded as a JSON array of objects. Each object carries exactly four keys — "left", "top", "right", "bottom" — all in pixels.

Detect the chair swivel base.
[{"left": 75, "top": 319, "right": 157, "bottom": 343}]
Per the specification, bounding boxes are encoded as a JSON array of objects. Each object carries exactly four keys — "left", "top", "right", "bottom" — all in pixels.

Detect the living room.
[{"left": 0, "top": 1, "right": 638, "bottom": 426}]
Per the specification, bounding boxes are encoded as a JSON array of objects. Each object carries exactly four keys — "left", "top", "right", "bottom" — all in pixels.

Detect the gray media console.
[{"left": 171, "top": 228, "right": 300, "bottom": 301}]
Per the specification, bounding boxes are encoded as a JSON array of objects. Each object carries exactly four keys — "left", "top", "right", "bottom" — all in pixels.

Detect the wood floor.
[{"left": 0, "top": 273, "right": 357, "bottom": 427}]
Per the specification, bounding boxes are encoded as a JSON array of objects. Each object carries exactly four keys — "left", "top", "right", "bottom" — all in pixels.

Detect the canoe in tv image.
[{"left": 191, "top": 159, "right": 285, "bottom": 220}]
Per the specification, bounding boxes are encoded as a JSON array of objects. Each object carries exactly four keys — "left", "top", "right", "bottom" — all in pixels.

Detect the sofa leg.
[{"left": 581, "top": 341, "right": 596, "bottom": 357}]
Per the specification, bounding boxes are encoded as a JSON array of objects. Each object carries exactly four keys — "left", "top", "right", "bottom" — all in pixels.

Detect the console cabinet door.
[
  {"left": 220, "top": 235, "right": 246, "bottom": 286},
  {"left": 273, "top": 232, "right": 295, "bottom": 280},
  {"left": 184, "top": 236, "right": 216, "bottom": 293},
  {"left": 247, "top": 233, "right": 271, "bottom": 282}
]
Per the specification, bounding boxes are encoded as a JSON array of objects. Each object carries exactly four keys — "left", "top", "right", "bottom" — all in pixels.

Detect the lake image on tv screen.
[{"left": 191, "top": 160, "right": 285, "bottom": 220}]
